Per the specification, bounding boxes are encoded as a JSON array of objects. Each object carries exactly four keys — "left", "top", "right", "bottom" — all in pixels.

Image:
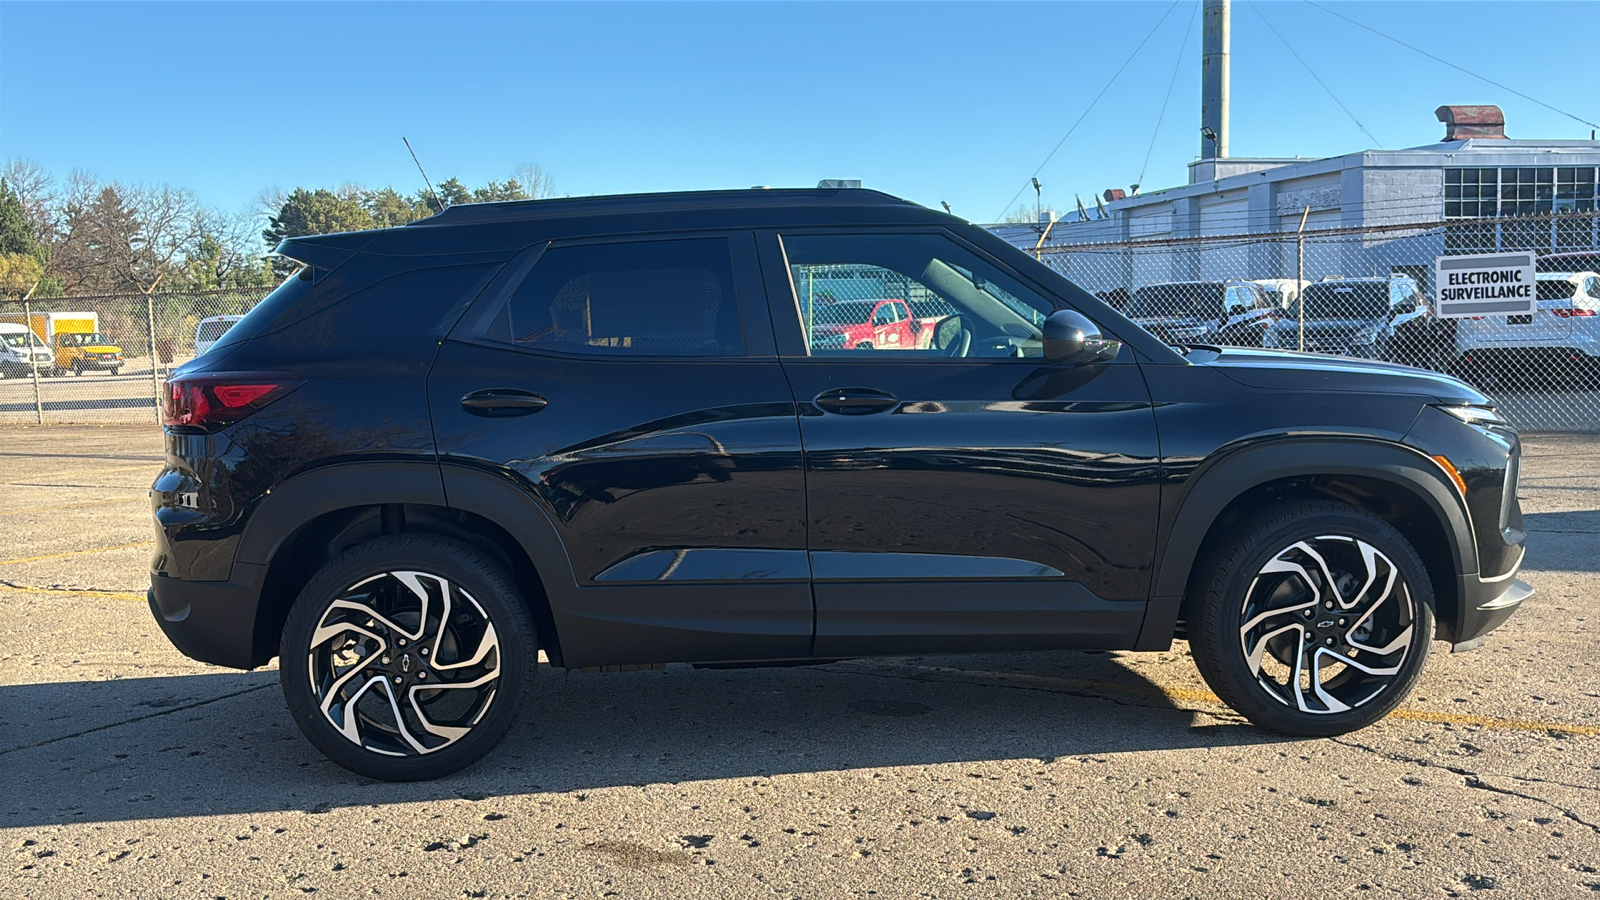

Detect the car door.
[
  {"left": 428, "top": 233, "right": 813, "bottom": 667},
  {"left": 757, "top": 228, "right": 1162, "bottom": 657}
]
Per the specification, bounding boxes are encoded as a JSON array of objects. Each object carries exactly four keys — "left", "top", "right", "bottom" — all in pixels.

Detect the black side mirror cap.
[{"left": 1042, "top": 309, "right": 1121, "bottom": 366}]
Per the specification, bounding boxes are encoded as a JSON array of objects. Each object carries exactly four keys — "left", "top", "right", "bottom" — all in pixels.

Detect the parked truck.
[
  {"left": 0, "top": 311, "right": 125, "bottom": 376},
  {"left": 808, "top": 298, "right": 943, "bottom": 351}
]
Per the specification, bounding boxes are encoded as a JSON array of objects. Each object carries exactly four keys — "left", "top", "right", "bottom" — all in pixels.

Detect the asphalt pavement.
[{"left": 1, "top": 425, "right": 1596, "bottom": 898}]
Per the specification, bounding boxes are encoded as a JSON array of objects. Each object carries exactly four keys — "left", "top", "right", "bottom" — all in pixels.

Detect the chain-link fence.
[
  {"left": 1036, "top": 209, "right": 1600, "bottom": 432},
  {"left": 3, "top": 210, "right": 1598, "bottom": 431},
  {"left": 0, "top": 287, "right": 273, "bottom": 424}
]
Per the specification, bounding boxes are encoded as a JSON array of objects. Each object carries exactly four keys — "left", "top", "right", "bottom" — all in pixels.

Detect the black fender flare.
[
  {"left": 1135, "top": 437, "right": 1476, "bottom": 649},
  {"left": 235, "top": 460, "right": 448, "bottom": 566}
]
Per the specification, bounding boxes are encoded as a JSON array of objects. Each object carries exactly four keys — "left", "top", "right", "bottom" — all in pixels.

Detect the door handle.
[
  {"left": 814, "top": 387, "right": 899, "bottom": 415},
  {"left": 460, "top": 389, "right": 548, "bottom": 417}
]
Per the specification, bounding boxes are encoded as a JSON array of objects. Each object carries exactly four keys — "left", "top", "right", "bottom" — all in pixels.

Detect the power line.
[
  {"left": 995, "top": 0, "right": 1183, "bottom": 222},
  {"left": 1302, "top": 0, "right": 1600, "bottom": 131},
  {"left": 1247, "top": 1, "right": 1383, "bottom": 149},
  {"left": 1137, "top": 2, "right": 1200, "bottom": 193}
]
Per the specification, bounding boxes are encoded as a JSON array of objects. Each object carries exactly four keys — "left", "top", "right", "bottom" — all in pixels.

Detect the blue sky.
[{"left": 2, "top": 1, "right": 1595, "bottom": 223}]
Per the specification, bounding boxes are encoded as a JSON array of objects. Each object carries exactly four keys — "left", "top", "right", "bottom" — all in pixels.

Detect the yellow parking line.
[
  {"left": 0, "top": 497, "right": 144, "bottom": 516},
  {"left": 0, "top": 582, "right": 145, "bottom": 602},
  {"left": 0, "top": 541, "right": 154, "bottom": 566}
]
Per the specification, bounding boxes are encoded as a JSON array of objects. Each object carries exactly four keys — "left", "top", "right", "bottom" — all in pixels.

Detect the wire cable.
[
  {"left": 995, "top": 0, "right": 1183, "bottom": 222},
  {"left": 1247, "top": 1, "right": 1383, "bottom": 149},
  {"left": 1137, "top": 2, "right": 1200, "bottom": 193},
  {"left": 1302, "top": 0, "right": 1599, "bottom": 131}
]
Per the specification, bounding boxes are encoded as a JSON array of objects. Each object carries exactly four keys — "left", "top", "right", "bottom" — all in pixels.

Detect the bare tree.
[
  {"left": 512, "top": 163, "right": 556, "bottom": 200},
  {"left": 129, "top": 183, "right": 204, "bottom": 292},
  {"left": 1, "top": 158, "right": 58, "bottom": 242}
]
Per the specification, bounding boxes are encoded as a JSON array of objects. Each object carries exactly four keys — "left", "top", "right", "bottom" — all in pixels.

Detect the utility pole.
[
  {"left": 1296, "top": 206, "right": 1310, "bottom": 352},
  {"left": 1202, "top": 0, "right": 1231, "bottom": 160}
]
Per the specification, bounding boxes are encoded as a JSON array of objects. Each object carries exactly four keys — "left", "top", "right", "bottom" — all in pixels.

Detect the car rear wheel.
[
  {"left": 279, "top": 534, "right": 537, "bottom": 780},
  {"left": 1189, "top": 500, "right": 1434, "bottom": 736}
]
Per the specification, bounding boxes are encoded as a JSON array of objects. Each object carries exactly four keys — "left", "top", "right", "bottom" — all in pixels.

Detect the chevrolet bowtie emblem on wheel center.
[
  {"left": 1317, "top": 619, "right": 1336, "bottom": 631},
  {"left": 399, "top": 654, "right": 413, "bottom": 673}
]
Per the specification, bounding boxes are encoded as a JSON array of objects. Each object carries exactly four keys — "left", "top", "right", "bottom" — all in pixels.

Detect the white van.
[
  {"left": 0, "top": 323, "right": 54, "bottom": 377},
  {"left": 1251, "top": 278, "right": 1309, "bottom": 313},
  {"left": 194, "top": 315, "right": 245, "bottom": 356}
]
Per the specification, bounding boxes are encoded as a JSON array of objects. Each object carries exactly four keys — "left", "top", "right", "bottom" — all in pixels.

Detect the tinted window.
[
  {"left": 1536, "top": 280, "right": 1574, "bottom": 302},
  {"left": 505, "top": 239, "right": 742, "bottom": 356},
  {"left": 1297, "top": 283, "right": 1390, "bottom": 320},
  {"left": 1129, "top": 283, "right": 1224, "bottom": 319}
]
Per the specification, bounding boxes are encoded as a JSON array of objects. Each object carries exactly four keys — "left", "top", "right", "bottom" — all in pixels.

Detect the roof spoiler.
[{"left": 271, "top": 230, "right": 378, "bottom": 274}]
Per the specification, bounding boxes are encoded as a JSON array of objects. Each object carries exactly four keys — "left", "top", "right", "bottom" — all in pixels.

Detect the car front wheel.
[
  {"left": 279, "top": 535, "right": 537, "bottom": 780},
  {"left": 1189, "top": 501, "right": 1434, "bottom": 737}
]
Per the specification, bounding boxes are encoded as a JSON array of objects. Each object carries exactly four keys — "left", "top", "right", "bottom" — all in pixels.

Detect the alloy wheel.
[
  {"left": 307, "top": 570, "right": 501, "bottom": 757},
  {"left": 1237, "top": 535, "right": 1418, "bottom": 715}
]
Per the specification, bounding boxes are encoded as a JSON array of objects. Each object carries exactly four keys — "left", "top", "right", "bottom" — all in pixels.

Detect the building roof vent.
[
  {"left": 1436, "top": 105, "right": 1507, "bottom": 141},
  {"left": 1103, "top": 188, "right": 1127, "bottom": 202}
]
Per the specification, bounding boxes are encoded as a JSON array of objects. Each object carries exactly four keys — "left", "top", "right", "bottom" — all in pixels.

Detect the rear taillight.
[
  {"left": 1551, "top": 308, "right": 1596, "bottom": 318},
  {"left": 163, "top": 374, "right": 302, "bottom": 432}
]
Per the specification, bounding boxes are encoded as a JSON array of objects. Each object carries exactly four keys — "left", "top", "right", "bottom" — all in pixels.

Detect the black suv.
[{"left": 150, "top": 189, "right": 1530, "bottom": 780}]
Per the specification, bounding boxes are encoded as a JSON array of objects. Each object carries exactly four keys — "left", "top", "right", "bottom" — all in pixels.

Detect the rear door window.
[{"left": 501, "top": 238, "right": 743, "bottom": 356}]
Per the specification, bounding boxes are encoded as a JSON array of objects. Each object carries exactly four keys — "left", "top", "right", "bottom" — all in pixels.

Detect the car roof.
[
  {"left": 278, "top": 188, "right": 947, "bottom": 262},
  {"left": 406, "top": 188, "right": 919, "bottom": 227}
]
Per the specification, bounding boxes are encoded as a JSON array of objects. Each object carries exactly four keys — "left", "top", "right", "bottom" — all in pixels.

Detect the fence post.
[
  {"left": 1296, "top": 206, "right": 1309, "bottom": 352},
  {"left": 146, "top": 292, "right": 161, "bottom": 425},
  {"left": 24, "top": 298, "right": 43, "bottom": 424}
]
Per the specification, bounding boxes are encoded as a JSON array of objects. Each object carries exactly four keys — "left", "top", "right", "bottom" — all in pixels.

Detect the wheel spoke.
[{"left": 1307, "top": 649, "right": 1352, "bottom": 713}]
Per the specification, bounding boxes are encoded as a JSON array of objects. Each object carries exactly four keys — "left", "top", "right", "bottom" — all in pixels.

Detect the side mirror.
[{"left": 1042, "top": 309, "right": 1120, "bottom": 366}]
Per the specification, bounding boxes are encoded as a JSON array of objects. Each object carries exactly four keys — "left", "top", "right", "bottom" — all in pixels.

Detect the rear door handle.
[
  {"left": 461, "top": 389, "right": 548, "bottom": 417},
  {"left": 814, "top": 387, "right": 899, "bottom": 415}
]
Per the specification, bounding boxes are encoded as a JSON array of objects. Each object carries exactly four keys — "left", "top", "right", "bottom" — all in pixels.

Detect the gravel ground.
[{"left": 2, "top": 425, "right": 1595, "bottom": 899}]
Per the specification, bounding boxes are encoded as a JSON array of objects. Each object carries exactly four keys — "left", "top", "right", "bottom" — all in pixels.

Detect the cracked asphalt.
[{"left": 2, "top": 425, "right": 1596, "bottom": 899}]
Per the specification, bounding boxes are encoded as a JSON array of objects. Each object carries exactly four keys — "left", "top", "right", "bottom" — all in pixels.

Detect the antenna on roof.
[{"left": 404, "top": 137, "right": 445, "bottom": 214}]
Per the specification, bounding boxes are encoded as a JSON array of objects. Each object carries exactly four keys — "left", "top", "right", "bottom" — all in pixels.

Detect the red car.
[{"left": 809, "top": 298, "right": 940, "bottom": 351}]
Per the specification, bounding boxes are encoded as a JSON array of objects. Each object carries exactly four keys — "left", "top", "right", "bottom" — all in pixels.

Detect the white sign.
[{"left": 1434, "top": 251, "right": 1536, "bottom": 319}]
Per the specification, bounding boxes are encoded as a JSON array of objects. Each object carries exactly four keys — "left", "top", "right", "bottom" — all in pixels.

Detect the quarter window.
[{"left": 502, "top": 239, "right": 743, "bottom": 356}]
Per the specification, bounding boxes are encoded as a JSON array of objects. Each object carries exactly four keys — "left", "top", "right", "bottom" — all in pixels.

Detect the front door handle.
[
  {"left": 461, "top": 389, "right": 548, "bottom": 417},
  {"left": 814, "top": 387, "right": 899, "bottom": 415}
]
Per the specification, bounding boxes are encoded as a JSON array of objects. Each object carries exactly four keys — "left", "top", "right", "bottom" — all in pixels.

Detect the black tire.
[
  {"left": 1189, "top": 500, "right": 1435, "bottom": 737},
  {"left": 110, "top": 366, "right": 121, "bottom": 376},
  {"left": 279, "top": 534, "right": 538, "bottom": 780},
  {"left": 71, "top": 360, "right": 83, "bottom": 376}
]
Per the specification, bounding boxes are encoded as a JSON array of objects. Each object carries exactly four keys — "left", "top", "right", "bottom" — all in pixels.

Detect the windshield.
[
  {"left": 3, "top": 331, "right": 41, "bottom": 348},
  {"left": 947, "top": 263, "right": 1046, "bottom": 326},
  {"left": 1128, "top": 283, "right": 1224, "bottom": 319},
  {"left": 1293, "top": 284, "right": 1389, "bottom": 320},
  {"left": 61, "top": 332, "right": 109, "bottom": 346}
]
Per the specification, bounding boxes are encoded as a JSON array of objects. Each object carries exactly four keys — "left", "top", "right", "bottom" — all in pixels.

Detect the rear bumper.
[
  {"left": 147, "top": 561, "right": 267, "bottom": 669},
  {"left": 1448, "top": 574, "right": 1533, "bottom": 653}
]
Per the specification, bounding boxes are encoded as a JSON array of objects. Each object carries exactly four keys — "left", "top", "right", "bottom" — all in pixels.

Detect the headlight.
[{"left": 1435, "top": 404, "right": 1507, "bottom": 427}]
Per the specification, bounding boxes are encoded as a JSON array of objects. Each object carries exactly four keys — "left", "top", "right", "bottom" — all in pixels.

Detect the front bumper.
[
  {"left": 1449, "top": 573, "right": 1533, "bottom": 653},
  {"left": 148, "top": 561, "right": 267, "bottom": 669}
]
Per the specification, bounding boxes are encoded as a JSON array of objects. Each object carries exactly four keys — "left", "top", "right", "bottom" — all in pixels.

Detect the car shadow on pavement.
[
  {"left": 1, "top": 651, "right": 1287, "bottom": 828},
  {"left": 1520, "top": 510, "right": 1600, "bottom": 572}
]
